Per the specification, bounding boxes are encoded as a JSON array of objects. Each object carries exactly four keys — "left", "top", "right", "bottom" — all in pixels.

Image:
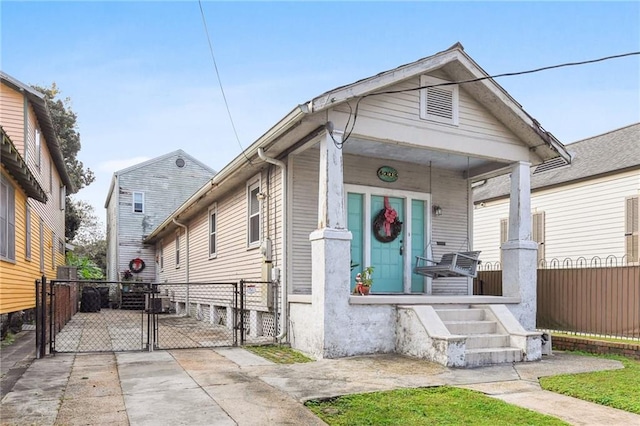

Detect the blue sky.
[{"left": 2, "top": 1, "right": 639, "bottom": 227}]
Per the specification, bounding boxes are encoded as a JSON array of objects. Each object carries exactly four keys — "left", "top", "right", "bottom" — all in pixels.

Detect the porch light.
[{"left": 433, "top": 205, "right": 443, "bottom": 216}]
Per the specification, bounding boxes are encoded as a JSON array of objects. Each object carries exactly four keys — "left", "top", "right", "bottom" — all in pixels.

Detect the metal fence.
[
  {"left": 36, "top": 277, "right": 279, "bottom": 356},
  {"left": 474, "top": 256, "right": 640, "bottom": 341}
]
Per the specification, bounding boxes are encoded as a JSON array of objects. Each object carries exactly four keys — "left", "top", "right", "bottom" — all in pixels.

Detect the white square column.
[
  {"left": 309, "top": 130, "right": 353, "bottom": 359},
  {"left": 502, "top": 161, "right": 539, "bottom": 330}
]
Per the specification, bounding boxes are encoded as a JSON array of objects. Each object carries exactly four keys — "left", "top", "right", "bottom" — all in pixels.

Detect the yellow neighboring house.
[{"left": 0, "top": 72, "right": 73, "bottom": 319}]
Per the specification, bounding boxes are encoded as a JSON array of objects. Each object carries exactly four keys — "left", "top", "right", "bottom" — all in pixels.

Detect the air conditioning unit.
[{"left": 145, "top": 295, "right": 171, "bottom": 313}]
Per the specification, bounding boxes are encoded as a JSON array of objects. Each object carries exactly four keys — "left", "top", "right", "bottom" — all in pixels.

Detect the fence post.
[
  {"left": 239, "top": 280, "right": 245, "bottom": 346},
  {"left": 49, "top": 279, "right": 55, "bottom": 355},
  {"left": 38, "top": 275, "right": 47, "bottom": 359}
]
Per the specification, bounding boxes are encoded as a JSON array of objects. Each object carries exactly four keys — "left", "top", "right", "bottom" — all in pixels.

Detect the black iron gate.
[{"left": 36, "top": 277, "right": 277, "bottom": 355}]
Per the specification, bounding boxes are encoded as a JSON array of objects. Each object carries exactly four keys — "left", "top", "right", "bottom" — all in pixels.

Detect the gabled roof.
[
  {"left": 1, "top": 126, "right": 48, "bottom": 203},
  {"left": 104, "top": 149, "right": 216, "bottom": 208},
  {"left": 145, "top": 43, "right": 571, "bottom": 242},
  {"left": 307, "top": 42, "right": 570, "bottom": 165},
  {"left": 473, "top": 122, "right": 640, "bottom": 203},
  {"left": 0, "top": 71, "right": 74, "bottom": 192}
]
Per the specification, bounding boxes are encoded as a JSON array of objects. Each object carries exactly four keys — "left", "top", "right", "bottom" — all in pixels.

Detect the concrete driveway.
[{"left": 2, "top": 339, "right": 640, "bottom": 425}]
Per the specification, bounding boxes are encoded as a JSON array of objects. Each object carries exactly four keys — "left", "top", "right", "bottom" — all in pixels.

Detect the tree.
[
  {"left": 68, "top": 200, "right": 106, "bottom": 275},
  {"left": 32, "top": 84, "right": 95, "bottom": 241}
]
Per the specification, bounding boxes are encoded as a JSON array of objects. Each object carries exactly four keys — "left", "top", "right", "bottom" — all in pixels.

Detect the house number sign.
[{"left": 377, "top": 166, "right": 398, "bottom": 183}]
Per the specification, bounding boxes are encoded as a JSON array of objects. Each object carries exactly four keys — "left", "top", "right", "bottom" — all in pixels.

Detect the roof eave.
[
  {"left": 144, "top": 105, "right": 308, "bottom": 243},
  {"left": 1, "top": 127, "right": 48, "bottom": 203},
  {"left": 1, "top": 73, "right": 75, "bottom": 192}
]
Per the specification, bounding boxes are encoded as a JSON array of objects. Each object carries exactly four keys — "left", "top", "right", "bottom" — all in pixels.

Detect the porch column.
[
  {"left": 501, "top": 161, "right": 538, "bottom": 330},
  {"left": 309, "top": 130, "right": 353, "bottom": 358}
]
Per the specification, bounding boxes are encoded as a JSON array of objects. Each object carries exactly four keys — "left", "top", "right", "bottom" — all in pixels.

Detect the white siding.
[
  {"left": 290, "top": 147, "right": 471, "bottom": 295},
  {"left": 157, "top": 166, "right": 283, "bottom": 285},
  {"left": 105, "top": 181, "right": 119, "bottom": 281},
  {"left": 108, "top": 152, "right": 214, "bottom": 282},
  {"left": 329, "top": 75, "right": 526, "bottom": 162},
  {"left": 473, "top": 170, "right": 640, "bottom": 265}
]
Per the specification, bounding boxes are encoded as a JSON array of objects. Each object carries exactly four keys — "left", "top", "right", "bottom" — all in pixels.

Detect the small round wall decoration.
[
  {"left": 129, "top": 257, "right": 146, "bottom": 274},
  {"left": 377, "top": 166, "right": 398, "bottom": 183}
]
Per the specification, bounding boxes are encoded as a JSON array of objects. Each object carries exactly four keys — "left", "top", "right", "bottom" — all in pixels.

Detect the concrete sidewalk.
[{"left": 1, "top": 337, "right": 639, "bottom": 426}]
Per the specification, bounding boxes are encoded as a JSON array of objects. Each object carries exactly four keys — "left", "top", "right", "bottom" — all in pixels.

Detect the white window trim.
[
  {"left": 60, "top": 185, "right": 66, "bottom": 210},
  {"left": 208, "top": 204, "right": 217, "bottom": 259},
  {"left": 25, "top": 202, "right": 31, "bottom": 260},
  {"left": 247, "top": 176, "right": 261, "bottom": 248},
  {"left": 39, "top": 219, "right": 44, "bottom": 272},
  {"left": 133, "top": 192, "right": 145, "bottom": 213},
  {"left": 419, "top": 75, "right": 459, "bottom": 126},
  {"left": 0, "top": 175, "right": 16, "bottom": 262},
  {"left": 35, "top": 128, "right": 41, "bottom": 170}
]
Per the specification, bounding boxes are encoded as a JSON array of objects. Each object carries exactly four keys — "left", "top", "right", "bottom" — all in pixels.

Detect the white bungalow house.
[
  {"left": 473, "top": 123, "right": 640, "bottom": 267},
  {"left": 144, "top": 43, "right": 570, "bottom": 367}
]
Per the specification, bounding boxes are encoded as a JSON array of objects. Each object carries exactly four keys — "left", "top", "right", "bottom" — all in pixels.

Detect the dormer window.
[{"left": 420, "top": 75, "right": 459, "bottom": 126}]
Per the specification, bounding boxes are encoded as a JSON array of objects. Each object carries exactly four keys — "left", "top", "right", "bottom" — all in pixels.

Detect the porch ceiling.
[{"left": 342, "top": 137, "right": 505, "bottom": 177}]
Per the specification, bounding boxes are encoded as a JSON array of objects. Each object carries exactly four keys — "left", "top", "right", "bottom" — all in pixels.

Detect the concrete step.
[
  {"left": 435, "top": 308, "right": 485, "bottom": 322},
  {"left": 465, "top": 334, "right": 511, "bottom": 349},
  {"left": 444, "top": 320, "right": 496, "bottom": 335},
  {"left": 465, "top": 347, "right": 523, "bottom": 367}
]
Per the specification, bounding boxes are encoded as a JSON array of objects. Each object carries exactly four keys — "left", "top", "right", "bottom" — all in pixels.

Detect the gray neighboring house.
[
  {"left": 473, "top": 123, "right": 640, "bottom": 265},
  {"left": 104, "top": 150, "right": 215, "bottom": 282}
]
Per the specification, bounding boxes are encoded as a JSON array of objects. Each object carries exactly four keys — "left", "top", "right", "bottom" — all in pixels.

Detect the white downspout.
[
  {"left": 257, "top": 148, "right": 288, "bottom": 341},
  {"left": 172, "top": 219, "right": 189, "bottom": 311}
]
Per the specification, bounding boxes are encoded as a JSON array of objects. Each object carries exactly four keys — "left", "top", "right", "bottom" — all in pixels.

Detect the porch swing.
[{"left": 413, "top": 159, "right": 481, "bottom": 279}]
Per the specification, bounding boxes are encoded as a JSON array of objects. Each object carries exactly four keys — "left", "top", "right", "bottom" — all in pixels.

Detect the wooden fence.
[{"left": 474, "top": 257, "right": 640, "bottom": 340}]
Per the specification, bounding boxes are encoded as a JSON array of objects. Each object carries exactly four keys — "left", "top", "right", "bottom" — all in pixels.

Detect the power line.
[
  {"left": 197, "top": 0, "right": 252, "bottom": 164},
  {"left": 331, "top": 51, "right": 640, "bottom": 148}
]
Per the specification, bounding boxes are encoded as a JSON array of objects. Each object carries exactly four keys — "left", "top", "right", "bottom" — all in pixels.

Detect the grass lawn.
[
  {"left": 244, "top": 344, "right": 314, "bottom": 364},
  {"left": 305, "top": 386, "right": 568, "bottom": 426},
  {"left": 539, "top": 353, "right": 640, "bottom": 414}
]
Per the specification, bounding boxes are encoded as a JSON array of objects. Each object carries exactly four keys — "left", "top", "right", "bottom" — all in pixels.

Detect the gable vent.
[
  {"left": 533, "top": 157, "right": 569, "bottom": 174},
  {"left": 420, "top": 75, "right": 459, "bottom": 126},
  {"left": 426, "top": 87, "right": 454, "bottom": 120}
]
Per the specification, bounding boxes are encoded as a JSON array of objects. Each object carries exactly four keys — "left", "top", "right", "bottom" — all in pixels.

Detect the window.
[
  {"left": 25, "top": 203, "right": 32, "bottom": 260},
  {"left": 0, "top": 175, "right": 16, "bottom": 261},
  {"left": 60, "top": 186, "right": 66, "bottom": 210},
  {"left": 175, "top": 233, "right": 180, "bottom": 268},
  {"left": 49, "top": 160, "right": 53, "bottom": 193},
  {"left": 133, "top": 192, "right": 144, "bottom": 213},
  {"left": 159, "top": 243, "right": 164, "bottom": 270},
  {"left": 58, "top": 239, "right": 65, "bottom": 255},
  {"left": 500, "top": 212, "right": 545, "bottom": 265},
  {"left": 35, "top": 129, "right": 41, "bottom": 169},
  {"left": 209, "top": 205, "right": 217, "bottom": 258},
  {"left": 247, "top": 180, "right": 261, "bottom": 246},
  {"left": 39, "top": 219, "right": 44, "bottom": 272},
  {"left": 532, "top": 212, "right": 546, "bottom": 265},
  {"left": 626, "top": 196, "right": 639, "bottom": 263},
  {"left": 419, "top": 75, "right": 459, "bottom": 126}
]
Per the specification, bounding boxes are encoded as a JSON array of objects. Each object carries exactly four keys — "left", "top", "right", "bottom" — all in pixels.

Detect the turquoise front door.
[{"left": 370, "top": 195, "right": 404, "bottom": 293}]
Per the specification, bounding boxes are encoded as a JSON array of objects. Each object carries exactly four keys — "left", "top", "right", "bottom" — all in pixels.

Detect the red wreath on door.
[
  {"left": 129, "top": 257, "right": 146, "bottom": 273},
  {"left": 372, "top": 197, "right": 403, "bottom": 243}
]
